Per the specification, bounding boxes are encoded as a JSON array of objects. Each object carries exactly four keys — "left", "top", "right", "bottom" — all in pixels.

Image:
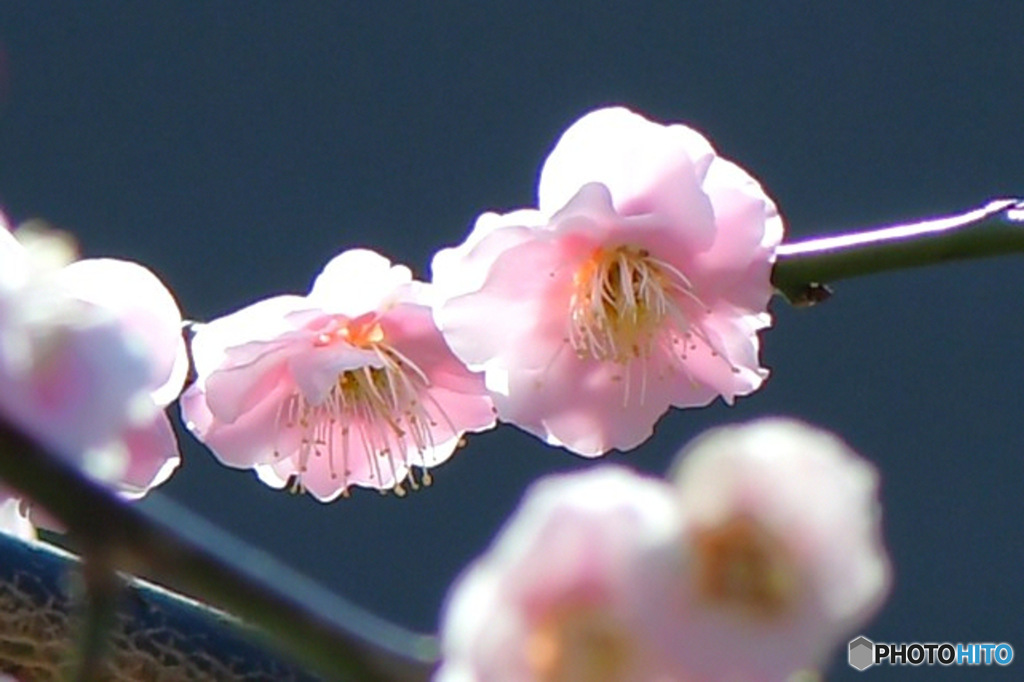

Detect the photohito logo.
[{"left": 849, "top": 636, "right": 1014, "bottom": 671}]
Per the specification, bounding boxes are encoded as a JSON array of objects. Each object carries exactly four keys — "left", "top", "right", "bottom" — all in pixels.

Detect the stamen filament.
[
  {"left": 567, "top": 245, "right": 745, "bottom": 403},
  {"left": 274, "top": 338, "right": 448, "bottom": 496}
]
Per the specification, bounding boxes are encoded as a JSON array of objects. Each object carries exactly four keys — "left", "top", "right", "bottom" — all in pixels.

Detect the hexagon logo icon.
[{"left": 849, "top": 636, "right": 875, "bottom": 671}]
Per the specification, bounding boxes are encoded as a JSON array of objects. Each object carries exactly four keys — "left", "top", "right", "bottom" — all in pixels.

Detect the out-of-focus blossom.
[
  {"left": 438, "top": 419, "right": 891, "bottom": 682},
  {"left": 0, "top": 498, "right": 35, "bottom": 540},
  {"left": 433, "top": 107, "right": 783, "bottom": 456},
  {"left": 0, "top": 217, "right": 186, "bottom": 525},
  {"left": 657, "top": 418, "right": 892, "bottom": 681},
  {"left": 181, "top": 248, "right": 496, "bottom": 501},
  {"left": 437, "top": 466, "right": 681, "bottom": 682}
]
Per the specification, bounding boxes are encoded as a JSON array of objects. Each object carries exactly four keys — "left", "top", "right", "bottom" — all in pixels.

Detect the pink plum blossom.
[
  {"left": 433, "top": 107, "right": 783, "bottom": 455},
  {"left": 437, "top": 466, "right": 682, "bottom": 682},
  {"left": 180, "top": 248, "right": 496, "bottom": 500},
  {"left": 0, "top": 218, "right": 187, "bottom": 523},
  {"left": 656, "top": 418, "right": 892, "bottom": 681},
  {"left": 438, "top": 420, "right": 892, "bottom": 682}
]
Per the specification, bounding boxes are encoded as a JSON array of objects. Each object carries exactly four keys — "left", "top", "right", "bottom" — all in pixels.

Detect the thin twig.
[{"left": 772, "top": 199, "right": 1024, "bottom": 305}]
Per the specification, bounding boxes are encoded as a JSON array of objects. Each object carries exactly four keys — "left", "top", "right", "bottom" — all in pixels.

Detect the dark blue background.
[{"left": 1, "top": 3, "right": 1022, "bottom": 680}]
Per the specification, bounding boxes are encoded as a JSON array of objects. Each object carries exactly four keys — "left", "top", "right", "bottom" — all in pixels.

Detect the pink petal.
[
  {"left": 189, "top": 295, "right": 312, "bottom": 379},
  {"left": 495, "top": 347, "right": 713, "bottom": 456},
  {"left": 56, "top": 259, "right": 187, "bottom": 404},
  {"left": 202, "top": 338, "right": 307, "bottom": 423},
  {"left": 407, "top": 385, "right": 498, "bottom": 464},
  {"left": 0, "top": 313, "right": 152, "bottom": 457},
  {"left": 431, "top": 212, "right": 544, "bottom": 302},
  {"left": 308, "top": 248, "right": 412, "bottom": 315},
  {"left": 380, "top": 304, "right": 488, "bottom": 395},
  {"left": 538, "top": 107, "right": 717, "bottom": 247},
  {"left": 665, "top": 309, "right": 768, "bottom": 405},
  {"left": 688, "top": 160, "right": 782, "bottom": 311},
  {"left": 182, "top": 375, "right": 301, "bottom": 468},
  {"left": 256, "top": 417, "right": 413, "bottom": 501},
  {"left": 286, "top": 342, "right": 383, "bottom": 404},
  {"left": 119, "top": 408, "right": 181, "bottom": 499},
  {"left": 188, "top": 296, "right": 314, "bottom": 423},
  {"left": 437, "top": 231, "right": 589, "bottom": 372}
]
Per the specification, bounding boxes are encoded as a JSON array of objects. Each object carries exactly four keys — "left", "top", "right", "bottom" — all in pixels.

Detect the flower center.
[
  {"left": 568, "top": 245, "right": 694, "bottom": 364},
  {"left": 691, "top": 515, "right": 797, "bottom": 619},
  {"left": 313, "top": 315, "right": 385, "bottom": 348},
  {"left": 526, "top": 604, "right": 636, "bottom": 682},
  {"left": 276, "top": 318, "right": 451, "bottom": 496}
]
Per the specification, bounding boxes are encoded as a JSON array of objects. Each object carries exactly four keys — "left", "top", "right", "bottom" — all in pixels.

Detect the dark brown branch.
[{"left": 0, "top": 419, "right": 438, "bottom": 682}]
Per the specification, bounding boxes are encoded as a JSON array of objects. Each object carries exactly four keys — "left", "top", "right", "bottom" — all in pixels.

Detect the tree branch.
[
  {"left": 772, "top": 199, "right": 1024, "bottom": 305},
  {"left": 0, "top": 419, "right": 438, "bottom": 682}
]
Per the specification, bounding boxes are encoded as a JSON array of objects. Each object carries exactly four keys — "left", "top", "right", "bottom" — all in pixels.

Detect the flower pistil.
[
  {"left": 569, "top": 245, "right": 688, "bottom": 363},
  {"left": 692, "top": 515, "right": 797, "bottom": 619},
  {"left": 275, "top": 318, "right": 451, "bottom": 495},
  {"left": 526, "top": 603, "right": 637, "bottom": 682}
]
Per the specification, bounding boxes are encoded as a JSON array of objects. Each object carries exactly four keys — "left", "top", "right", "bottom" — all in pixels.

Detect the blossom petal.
[
  {"left": 183, "top": 375, "right": 301, "bottom": 468},
  {"left": 56, "top": 258, "right": 187, "bottom": 405},
  {"left": 539, "top": 107, "right": 716, "bottom": 249},
  {"left": 436, "top": 231, "right": 589, "bottom": 372},
  {"left": 430, "top": 211, "right": 544, "bottom": 303},
  {"left": 308, "top": 248, "right": 412, "bottom": 315},
  {"left": 0, "top": 311, "right": 152, "bottom": 457},
  {"left": 496, "top": 347, "right": 715, "bottom": 455},
  {"left": 380, "top": 303, "right": 491, "bottom": 396},
  {"left": 286, "top": 343, "right": 384, "bottom": 404},
  {"left": 119, "top": 409, "right": 181, "bottom": 499}
]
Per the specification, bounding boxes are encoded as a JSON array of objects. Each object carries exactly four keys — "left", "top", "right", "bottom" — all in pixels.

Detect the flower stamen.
[
  {"left": 526, "top": 603, "right": 636, "bottom": 682},
  {"left": 274, "top": 324, "right": 446, "bottom": 497},
  {"left": 570, "top": 245, "right": 688, "bottom": 364},
  {"left": 568, "top": 245, "right": 743, "bottom": 390},
  {"left": 692, "top": 515, "right": 797, "bottom": 619}
]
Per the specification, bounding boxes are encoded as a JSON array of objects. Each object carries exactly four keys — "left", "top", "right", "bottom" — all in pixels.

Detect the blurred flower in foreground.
[
  {"left": 438, "top": 467, "right": 681, "bottom": 682},
  {"left": 433, "top": 107, "right": 783, "bottom": 456},
  {"left": 439, "top": 419, "right": 890, "bottom": 681},
  {"left": 656, "top": 418, "right": 892, "bottom": 681},
  {"left": 181, "top": 249, "right": 496, "bottom": 500},
  {"left": 0, "top": 498, "right": 35, "bottom": 540},
  {"left": 0, "top": 217, "right": 187, "bottom": 524}
]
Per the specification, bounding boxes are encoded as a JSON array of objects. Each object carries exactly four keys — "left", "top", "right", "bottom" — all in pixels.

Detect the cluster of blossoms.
[
  {"left": 439, "top": 419, "right": 892, "bottom": 682},
  {"left": 0, "top": 107, "right": 897, "bottom": 680},
  {"left": 180, "top": 106, "right": 781, "bottom": 500},
  {"left": 1, "top": 107, "right": 781, "bottom": 508}
]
